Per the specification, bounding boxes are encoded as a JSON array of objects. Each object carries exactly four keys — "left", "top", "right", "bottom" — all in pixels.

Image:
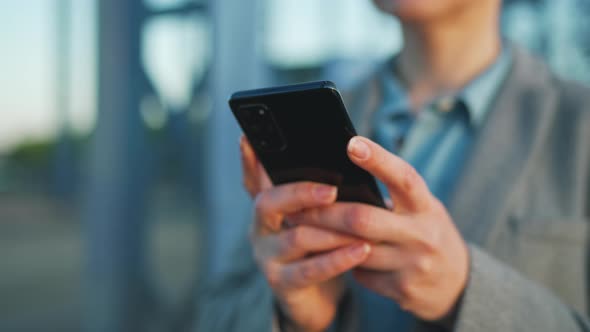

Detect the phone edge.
[{"left": 228, "top": 80, "right": 336, "bottom": 102}]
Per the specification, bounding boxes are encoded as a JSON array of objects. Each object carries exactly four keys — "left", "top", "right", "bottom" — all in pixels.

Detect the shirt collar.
[
  {"left": 378, "top": 44, "right": 513, "bottom": 128},
  {"left": 378, "top": 64, "right": 410, "bottom": 117},
  {"left": 458, "top": 44, "right": 512, "bottom": 127}
]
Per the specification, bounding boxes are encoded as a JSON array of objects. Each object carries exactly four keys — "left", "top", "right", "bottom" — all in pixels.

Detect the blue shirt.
[{"left": 372, "top": 47, "right": 512, "bottom": 204}]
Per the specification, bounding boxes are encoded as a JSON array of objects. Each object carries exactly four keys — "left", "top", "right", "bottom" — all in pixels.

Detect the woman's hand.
[{"left": 240, "top": 137, "right": 371, "bottom": 331}]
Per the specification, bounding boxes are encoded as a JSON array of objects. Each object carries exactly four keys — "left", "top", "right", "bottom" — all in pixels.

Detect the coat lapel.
[{"left": 447, "top": 47, "right": 559, "bottom": 245}]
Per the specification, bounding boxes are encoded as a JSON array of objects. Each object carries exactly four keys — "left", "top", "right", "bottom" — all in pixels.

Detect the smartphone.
[{"left": 229, "top": 80, "right": 385, "bottom": 208}]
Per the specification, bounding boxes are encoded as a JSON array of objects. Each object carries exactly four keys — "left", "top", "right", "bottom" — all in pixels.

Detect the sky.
[
  {"left": 0, "top": 0, "right": 96, "bottom": 153},
  {"left": 265, "top": 0, "right": 400, "bottom": 67}
]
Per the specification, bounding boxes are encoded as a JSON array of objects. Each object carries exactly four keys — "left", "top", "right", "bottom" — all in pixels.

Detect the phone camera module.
[{"left": 238, "top": 105, "right": 286, "bottom": 152}]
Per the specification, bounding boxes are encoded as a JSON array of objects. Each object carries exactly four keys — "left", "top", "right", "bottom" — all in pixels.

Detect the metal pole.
[
  {"left": 205, "top": 0, "right": 267, "bottom": 285},
  {"left": 53, "top": 0, "right": 74, "bottom": 197},
  {"left": 84, "top": 0, "right": 152, "bottom": 331},
  {"left": 193, "top": 1, "right": 270, "bottom": 329}
]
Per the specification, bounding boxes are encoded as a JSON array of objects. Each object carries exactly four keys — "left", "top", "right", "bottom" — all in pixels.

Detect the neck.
[{"left": 397, "top": 2, "right": 502, "bottom": 108}]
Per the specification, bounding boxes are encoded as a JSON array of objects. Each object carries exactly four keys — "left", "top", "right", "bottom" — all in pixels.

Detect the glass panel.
[
  {"left": 265, "top": 0, "right": 402, "bottom": 68},
  {"left": 503, "top": 0, "right": 590, "bottom": 84},
  {"left": 69, "top": 0, "right": 96, "bottom": 134},
  {"left": 142, "top": 13, "right": 211, "bottom": 111}
]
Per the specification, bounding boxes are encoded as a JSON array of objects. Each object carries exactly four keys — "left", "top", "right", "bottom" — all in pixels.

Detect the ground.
[{"left": 0, "top": 187, "right": 200, "bottom": 332}]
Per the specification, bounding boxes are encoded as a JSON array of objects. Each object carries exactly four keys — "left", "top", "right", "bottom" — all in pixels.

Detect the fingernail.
[
  {"left": 348, "top": 137, "right": 370, "bottom": 160},
  {"left": 313, "top": 185, "right": 337, "bottom": 201},
  {"left": 350, "top": 243, "right": 371, "bottom": 259}
]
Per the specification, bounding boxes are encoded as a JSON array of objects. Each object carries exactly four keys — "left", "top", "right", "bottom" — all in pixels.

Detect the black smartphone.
[{"left": 229, "top": 80, "right": 385, "bottom": 208}]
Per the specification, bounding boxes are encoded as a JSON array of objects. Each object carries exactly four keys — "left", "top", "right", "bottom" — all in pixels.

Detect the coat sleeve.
[
  {"left": 193, "top": 248, "right": 277, "bottom": 332},
  {"left": 452, "top": 244, "right": 590, "bottom": 332}
]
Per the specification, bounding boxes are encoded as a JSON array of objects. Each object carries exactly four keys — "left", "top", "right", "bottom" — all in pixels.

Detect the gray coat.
[{"left": 195, "top": 46, "right": 590, "bottom": 332}]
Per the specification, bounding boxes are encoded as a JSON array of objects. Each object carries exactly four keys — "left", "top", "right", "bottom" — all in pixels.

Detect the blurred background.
[{"left": 0, "top": 0, "right": 589, "bottom": 331}]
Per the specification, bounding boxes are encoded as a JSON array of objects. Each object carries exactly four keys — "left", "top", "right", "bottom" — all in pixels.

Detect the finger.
[
  {"left": 243, "top": 136, "right": 272, "bottom": 190},
  {"left": 358, "top": 244, "right": 406, "bottom": 271},
  {"left": 347, "top": 136, "right": 433, "bottom": 212},
  {"left": 265, "top": 225, "right": 362, "bottom": 261},
  {"left": 255, "top": 182, "right": 338, "bottom": 233},
  {"left": 240, "top": 135, "right": 259, "bottom": 196},
  {"left": 240, "top": 136, "right": 271, "bottom": 197},
  {"left": 240, "top": 136, "right": 257, "bottom": 179},
  {"left": 257, "top": 162, "right": 272, "bottom": 191},
  {"left": 290, "top": 203, "right": 418, "bottom": 244},
  {"left": 279, "top": 243, "right": 371, "bottom": 289}
]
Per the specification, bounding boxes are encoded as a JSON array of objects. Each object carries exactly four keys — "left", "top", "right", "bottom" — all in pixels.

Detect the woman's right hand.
[{"left": 240, "top": 137, "right": 371, "bottom": 332}]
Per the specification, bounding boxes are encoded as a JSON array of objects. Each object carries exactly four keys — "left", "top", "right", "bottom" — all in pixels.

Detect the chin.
[{"left": 372, "top": 0, "right": 468, "bottom": 22}]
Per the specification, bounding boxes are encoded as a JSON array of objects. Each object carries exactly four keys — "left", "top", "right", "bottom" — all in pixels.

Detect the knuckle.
[
  {"left": 401, "top": 164, "right": 421, "bottom": 193},
  {"left": 395, "top": 274, "right": 416, "bottom": 302},
  {"left": 306, "top": 207, "right": 321, "bottom": 225},
  {"left": 397, "top": 297, "right": 414, "bottom": 312},
  {"left": 298, "top": 262, "right": 316, "bottom": 284},
  {"left": 327, "top": 249, "right": 347, "bottom": 270},
  {"left": 396, "top": 276, "right": 415, "bottom": 300},
  {"left": 430, "top": 197, "right": 446, "bottom": 212},
  {"left": 321, "top": 230, "right": 338, "bottom": 247},
  {"left": 243, "top": 178, "right": 257, "bottom": 197},
  {"left": 254, "top": 193, "right": 269, "bottom": 216},
  {"left": 427, "top": 228, "right": 443, "bottom": 250},
  {"left": 285, "top": 227, "right": 303, "bottom": 250},
  {"left": 346, "top": 206, "right": 370, "bottom": 234},
  {"left": 418, "top": 225, "right": 441, "bottom": 252},
  {"left": 415, "top": 256, "right": 434, "bottom": 275},
  {"left": 420, "top": 195, "right": 443, "bottom": 213},
  {"left": 373, "top": 148, "right": 386, "bottom": 167}
]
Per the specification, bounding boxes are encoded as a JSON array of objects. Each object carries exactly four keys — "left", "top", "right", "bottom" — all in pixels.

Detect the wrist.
[
  {"left": 275, "top": 299, "right": 323, "bottom": 332},
  {"left": 431, "top": 290, "right": 464, "bottom": 330}
]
